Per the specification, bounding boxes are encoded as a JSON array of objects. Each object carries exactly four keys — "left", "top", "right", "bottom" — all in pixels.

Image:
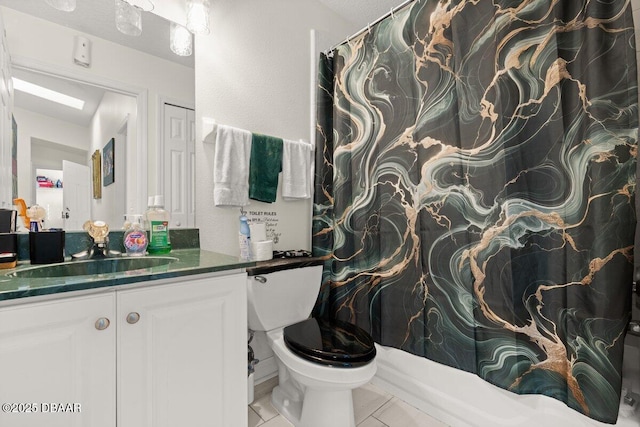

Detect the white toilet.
[{"left": 247, "top": 263, "right": 377, "bottom": 427}]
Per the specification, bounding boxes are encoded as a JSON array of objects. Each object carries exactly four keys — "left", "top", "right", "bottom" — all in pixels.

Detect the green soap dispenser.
[{"left": 146, "top": 195, "right": 171, "bottom": 254}]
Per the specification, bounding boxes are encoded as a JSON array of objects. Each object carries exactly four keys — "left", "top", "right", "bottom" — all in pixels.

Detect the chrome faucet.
[{"left": 72, "top": 220, "right": 120, "bottom": 260}]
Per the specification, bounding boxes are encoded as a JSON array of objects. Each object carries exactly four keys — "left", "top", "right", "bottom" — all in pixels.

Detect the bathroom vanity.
[{"left": 0, "top": 249, "right": 251, "bottom": 427}]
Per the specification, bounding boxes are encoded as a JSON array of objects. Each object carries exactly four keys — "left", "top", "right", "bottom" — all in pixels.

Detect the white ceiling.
[
  {"left": 4, "top": 0, "right": 407, "bottom": 128},
  {"left": 12, "top": 67, "right": 109, "bottom": 127}
]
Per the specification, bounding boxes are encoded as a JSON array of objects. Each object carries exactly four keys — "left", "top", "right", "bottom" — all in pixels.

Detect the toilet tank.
[{"left": 247, "top": 264, "right": 323, "bottom": 331}]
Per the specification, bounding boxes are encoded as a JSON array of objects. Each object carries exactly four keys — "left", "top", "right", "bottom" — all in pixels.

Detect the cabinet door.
[
  {"left": 117, "top": 273, "right": 247, "bottom": 427},
  {"left": 0, "top": 293, "right": 117, "bottom": 427}
]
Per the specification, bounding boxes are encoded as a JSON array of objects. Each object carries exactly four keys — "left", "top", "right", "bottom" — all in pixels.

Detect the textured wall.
[{"left": 194, "top": 0, "right": 355, "bottom": 255}]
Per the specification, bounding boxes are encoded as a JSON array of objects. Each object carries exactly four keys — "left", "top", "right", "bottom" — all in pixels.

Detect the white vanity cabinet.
[
  {"left": 0, "top": 292, "right": 117, "bottom": 427},
  {"left": 0, "top": 271, "right": 247, "bottom": 427},
  {"left": 117, "top": 273, "right": 247, "bottom": 427}
]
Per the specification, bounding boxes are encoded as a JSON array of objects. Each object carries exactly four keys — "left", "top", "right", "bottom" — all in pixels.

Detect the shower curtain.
[{"left": 312, "top": 0, "right": 638, "bottom": 423}]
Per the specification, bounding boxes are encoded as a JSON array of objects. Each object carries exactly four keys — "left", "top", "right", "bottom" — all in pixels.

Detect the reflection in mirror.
[
  {"left": 14, "top": 66, "right": 135, "bottom": 231},
  {"left": 0, "top": 0, "right": 195, "bottom": 231}
]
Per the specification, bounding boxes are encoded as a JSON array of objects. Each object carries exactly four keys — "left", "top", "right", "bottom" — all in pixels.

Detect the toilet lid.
[{"left": 283, "top": 318, "right": 376, "bottom": 368}]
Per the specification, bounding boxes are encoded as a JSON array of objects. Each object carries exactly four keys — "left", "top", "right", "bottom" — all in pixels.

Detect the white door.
[
  {"left": 0, "top": 293, "right": 117, "bottom": 427},
  {"left": 163, "top": 104, "right": 195, "bottom": 229},
  {"left": 117, "top": 274, "right": 247, "bottom": 427},
  {"left": 63, "top": 160, "right": 91, "bottom": 230}
]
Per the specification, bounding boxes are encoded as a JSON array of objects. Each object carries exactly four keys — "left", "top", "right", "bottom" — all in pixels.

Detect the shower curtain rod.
[{"left": 324, "top": 0, "right": 414, "bottom": 56}]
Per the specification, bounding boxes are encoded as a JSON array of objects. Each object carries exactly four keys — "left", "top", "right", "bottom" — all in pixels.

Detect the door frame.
[{"left": 115, "top": 115, "right": 129, "bottom": 222}]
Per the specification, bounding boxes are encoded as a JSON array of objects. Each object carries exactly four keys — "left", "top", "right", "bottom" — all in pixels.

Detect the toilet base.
[
  {"left": 266, "top": 328, "right": 376, "bottom": 427},
  {"left": 271, "top": 382, "right": 356, "bottom": 427}
]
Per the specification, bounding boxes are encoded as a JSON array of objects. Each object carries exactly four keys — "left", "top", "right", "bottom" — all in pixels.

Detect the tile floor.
[{"left": 248, "top": 377, "right": 449, "bottom": 427}]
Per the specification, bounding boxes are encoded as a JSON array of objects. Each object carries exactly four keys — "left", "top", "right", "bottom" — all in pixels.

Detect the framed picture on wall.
[
  {"left": 92, "top": 150, "right": 102, "bottom": 199},
  {"left": 103, "top": 138, "right": 114, "bottom": 186}
]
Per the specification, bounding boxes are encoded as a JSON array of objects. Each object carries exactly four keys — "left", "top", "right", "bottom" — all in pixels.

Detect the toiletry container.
[
  {"left": 143, "top": 196, "right": 154, "bottom": 233},
  {"left": 251, "top": 240, "right": 273, "bottom": 261},
  {"left": 29, "top": 230, "right": 65, "bottom": 264},
  {"left": 239, "top": 215, "right": 251, "bottom": 260},
  {"left": 123, "top": 214, "right": 148, "bottom": 256},
  {"left": 146, "top": 195, "right": 171, "bottom": 254},
  {"left": 0, "top": 209, "right": 16, "bottom": 233},
  {"left": 0, "top": 233, "right": 18, "bottom": 269}
]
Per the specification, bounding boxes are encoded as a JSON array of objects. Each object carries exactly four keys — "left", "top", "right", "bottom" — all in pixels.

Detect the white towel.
[
  {"left": 213, "top": 124, "right": 252, "bottom": 206},
  {"left": 282, "top": 139, "right": 313, "bottom": 200}
]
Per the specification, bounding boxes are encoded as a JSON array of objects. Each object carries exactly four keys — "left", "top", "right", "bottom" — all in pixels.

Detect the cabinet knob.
[
  {"left": 126, "top": 312, "right": 141, "bottom": 324},
  {"left": 95, "top": 317, "right": 110, "bottom": 330}
]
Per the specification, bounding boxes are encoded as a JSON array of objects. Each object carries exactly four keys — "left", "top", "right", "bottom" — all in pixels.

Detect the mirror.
[{"left": 0, "top": 0, "right": 195, "bottom": 230}]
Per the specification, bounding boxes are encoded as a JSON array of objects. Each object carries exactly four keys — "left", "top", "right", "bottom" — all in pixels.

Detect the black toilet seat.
[{"left": 283, "top": 317, "right": 376, "bottom": 368}]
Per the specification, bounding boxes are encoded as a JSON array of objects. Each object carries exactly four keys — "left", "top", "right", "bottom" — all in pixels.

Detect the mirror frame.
[{"left": 12, "top": 54, "right": 149, "bottom": 217}]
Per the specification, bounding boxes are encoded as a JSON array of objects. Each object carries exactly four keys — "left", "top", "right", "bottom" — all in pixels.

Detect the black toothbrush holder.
[
  {"left": 29, "top": 230, "right": 65, "bottom": 264},
  {"left": 0, "top": 233, "right": 18, "bottom": 269}
]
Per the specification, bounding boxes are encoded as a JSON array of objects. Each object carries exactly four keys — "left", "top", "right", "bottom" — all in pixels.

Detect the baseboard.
[{"left": 254, "top": 356, "right": 278, "bottom": 384}]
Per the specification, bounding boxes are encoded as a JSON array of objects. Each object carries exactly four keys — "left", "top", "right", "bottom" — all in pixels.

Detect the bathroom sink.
[{"left": 7, "top": 257, "right": 178, "bottom": 278}]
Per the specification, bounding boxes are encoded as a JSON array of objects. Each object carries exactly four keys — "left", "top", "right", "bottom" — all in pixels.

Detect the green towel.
[{"left": 249, "top": 133, "right": 283, "bottom": 203}]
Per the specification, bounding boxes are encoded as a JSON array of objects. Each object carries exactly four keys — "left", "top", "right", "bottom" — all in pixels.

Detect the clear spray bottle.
[{"left": 239, "top": 215, "right": 251, "bottom": 260}]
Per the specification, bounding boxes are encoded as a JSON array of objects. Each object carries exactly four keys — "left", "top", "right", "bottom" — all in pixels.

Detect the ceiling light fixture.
[
  {"left": 115, "top": 0, "right": 143, "bottom": 36},
  {"left": 170, "top": 23, "right": 193, "bottom": 57},
  {"left": 124, "top": 0, "right": 154, "bottom": 12},
  {"left": 186, "top": 0, "right": 210, "bottom": 35},
  {"left": 44, "top": 0, "right": 76, "bottom": 12},
  {"left": 12, "top": 78, "right": 85, "bottom": 110}
]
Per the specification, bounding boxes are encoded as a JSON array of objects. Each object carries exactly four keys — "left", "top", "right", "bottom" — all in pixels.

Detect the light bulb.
[
  {"left": 44, "top": 0, "right": 76, "bottom": 12},
  {"left": 115, "top": 0, "right": 142, "bottom": 36},
  {"left": 186, "top": 0, "right": 210, "bottom": 35},
  {"left": 126, "top": 0, "right": 154, "bottom": 12},
  {"left": 170, "top": 23, "right": 193, "bottom": 57}
]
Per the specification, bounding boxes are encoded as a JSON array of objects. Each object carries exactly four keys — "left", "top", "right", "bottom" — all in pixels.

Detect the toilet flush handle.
[{"left": 254, "top": 276, "right": 267, "bottom": 284}]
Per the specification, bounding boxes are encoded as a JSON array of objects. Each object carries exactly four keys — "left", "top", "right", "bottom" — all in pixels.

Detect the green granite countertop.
[{"left": 0, "top": 249, "right": 254, "bottom": 302}]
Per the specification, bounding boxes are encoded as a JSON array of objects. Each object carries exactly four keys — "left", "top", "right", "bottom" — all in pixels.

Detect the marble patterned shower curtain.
[{"left": 312, "top": 0, "right": 638, "bottom": 423}]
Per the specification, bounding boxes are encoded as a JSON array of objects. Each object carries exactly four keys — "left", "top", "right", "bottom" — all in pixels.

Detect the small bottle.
[
  {"left": 239, "top": 215, "right": 251, "bottom": 260},
  {"left": 123, "top": 214, "right": 148, "bottom": 256},
  {"left": 147, "top": 195, "right": 171, "bottom": 255}
]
